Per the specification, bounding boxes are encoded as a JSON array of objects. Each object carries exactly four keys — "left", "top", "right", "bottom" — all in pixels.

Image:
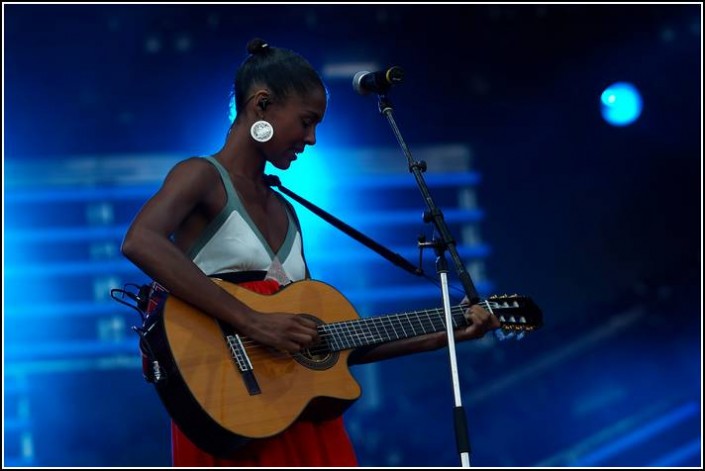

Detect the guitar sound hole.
[
  {"left": 293, "top": 346, "right": 338, "bottom": 370},
  {"left": 293, "top": 314, "right": 339, "bottom": 371}
]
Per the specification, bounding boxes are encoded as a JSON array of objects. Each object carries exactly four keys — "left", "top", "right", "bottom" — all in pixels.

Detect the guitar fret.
[
  {"left": 364, "top": 317, "right": 389, "bottom": 344},
  {"left": 344, "top": 319, "right": 367, "bottom": 349},
  {"left": 361, "top": 319, "right": 378, "bottom": 344},
  {"left": 331, "top": 321, "right": 346, "bottom": 350},
  {"left": 360, "top": 320, "right": 375, "bottom": 346},
  {"left": 421, "top": 309, "right": 438, "bottom": 333},
  {"left": 358, "top": 320, "right": 377, "bottom": 346},
  {"left": 418, "top": 310, "right": 436, "bottom": 334},
  {"left": 343, "top": 320, "right": 356, "bottom": 350},
  {"left": 369, "top": 321, "right": 381, "bottom": 342},
  {"left": 328, "top": 323, "right": 343, "bottom": 351},
  {"left": 368, "top": 322, "right": 380, "bottom": 346},
  {"left": 402, "top": 313, "right": 418, "bottom": 336},
  {"left": 414, "top": 310, "right": 427, "bottom": 335},
  {"left": 383, "top": 316, "right": 400, "bottom": 340},
  {"left": 423, "top": 309, "right": 434, "bottom": 333},
  {"left": 430, "top": 309, "right": 444, "bottom": 331},
  {"left": 453, "top": 308, "right": 465, "bottom": 328},
  {"left": 426, "top": 308, "right": 444, "bottom": 331},
  {"left": 338, "top": 322, "right": 352, "bottom": 349},
  {"left": 396, "top": 314, "right": 409, "bottom": 338},
  {"left": 349, "top": 318, "right": 376, "bottom": 349}
]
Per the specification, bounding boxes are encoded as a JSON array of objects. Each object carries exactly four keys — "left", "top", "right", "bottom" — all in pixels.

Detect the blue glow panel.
[{"left": 600, "top": 82, "right": 644, "bottom": 126}]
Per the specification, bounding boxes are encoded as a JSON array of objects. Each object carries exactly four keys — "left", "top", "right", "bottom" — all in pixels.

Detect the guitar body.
[
  {"left": 143, "top": 279, "right": 362, "bottom": 457},
  {"left": 137, "top": 277, "right": 542, "bottom": 457}
]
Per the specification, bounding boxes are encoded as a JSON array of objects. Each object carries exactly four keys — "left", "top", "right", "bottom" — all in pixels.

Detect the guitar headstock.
[{"left": 482, "top": 294, "right": 543, "bottom": 341}]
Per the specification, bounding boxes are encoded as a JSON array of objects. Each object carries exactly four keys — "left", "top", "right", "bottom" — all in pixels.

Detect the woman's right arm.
[{"left": 121, "top": 158, "right": 317, "bottom": 352}]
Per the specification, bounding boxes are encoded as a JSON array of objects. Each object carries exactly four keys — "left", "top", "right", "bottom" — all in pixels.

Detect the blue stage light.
[{"left": 600, "top": 82, "right": 643, "bottom": 126}]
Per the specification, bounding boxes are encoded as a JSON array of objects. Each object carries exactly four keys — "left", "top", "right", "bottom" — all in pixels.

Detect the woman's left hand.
[{"left": 454, "top": 297, "right": 501, "bottom": 341}]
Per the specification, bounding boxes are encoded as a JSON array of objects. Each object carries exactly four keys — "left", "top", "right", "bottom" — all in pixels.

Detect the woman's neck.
[{"left": 215, "top": 121, "right": 266, "bottom": 182}]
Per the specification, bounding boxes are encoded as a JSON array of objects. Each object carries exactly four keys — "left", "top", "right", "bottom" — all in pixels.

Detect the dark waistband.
[{"left": 208, "top": 271, "right": 268, "bottom": 284}]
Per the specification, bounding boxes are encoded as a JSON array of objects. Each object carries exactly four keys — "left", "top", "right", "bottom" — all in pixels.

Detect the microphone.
[{"left": 353, "top": 66, "right": 405, "bottom": 95}]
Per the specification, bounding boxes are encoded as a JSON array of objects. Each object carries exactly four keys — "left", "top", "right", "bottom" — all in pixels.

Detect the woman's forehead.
[{"left": 289, "top": 88, "right": 327, "bottom": 113}]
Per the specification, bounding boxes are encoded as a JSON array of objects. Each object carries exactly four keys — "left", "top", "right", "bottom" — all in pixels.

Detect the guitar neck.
[{"left": 319, "top": 306, "right": 468, "bottom": 352}]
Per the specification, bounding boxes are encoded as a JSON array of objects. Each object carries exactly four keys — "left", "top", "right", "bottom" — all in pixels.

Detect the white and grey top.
[{"left": 187, "top": 156, "right": 308, "bottom": 285}]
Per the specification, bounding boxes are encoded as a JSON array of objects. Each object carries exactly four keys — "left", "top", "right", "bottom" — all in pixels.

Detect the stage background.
[{"left": 4, "top": 3, "right": 702, "bottom": 467}]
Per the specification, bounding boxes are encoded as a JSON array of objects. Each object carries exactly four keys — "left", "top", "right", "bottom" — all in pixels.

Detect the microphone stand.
[{"left": 376, "top": 90, "right": 478, "bottom": 467}]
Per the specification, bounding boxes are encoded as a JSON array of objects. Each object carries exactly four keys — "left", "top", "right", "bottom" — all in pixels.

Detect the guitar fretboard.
[{"left": 319, "top": 306, "right": 469, "bottom": 352}]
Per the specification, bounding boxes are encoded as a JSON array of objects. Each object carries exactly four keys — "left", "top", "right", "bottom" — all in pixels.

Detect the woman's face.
[{"left": 262, "top": 86, "right": 327, "bottom": 170}]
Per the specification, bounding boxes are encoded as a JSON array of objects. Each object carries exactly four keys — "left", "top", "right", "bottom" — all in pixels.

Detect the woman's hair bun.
[{"left": 247, "top": 38, "right": 270, "bottom": 55}]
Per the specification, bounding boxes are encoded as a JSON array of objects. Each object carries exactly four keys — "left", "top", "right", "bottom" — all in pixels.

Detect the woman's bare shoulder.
[{"left": 164, "top": 156, "right": 220, "bottom": 186}]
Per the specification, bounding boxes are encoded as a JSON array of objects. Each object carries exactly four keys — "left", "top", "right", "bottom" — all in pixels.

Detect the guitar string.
[
  {"left": 232, "top": 305, "right": 472, "bottom": 359},
  {"left": 230, "top": 300, "right": 527, "bottom": 359},
  {"left": 241, "top": 304, "right": 469, "bottom": 344},
  {"left": 234, "top": 299, "right": 515, "bottom": 352},
  {"left": 236, "top": 299, "right": 519, "bottom": 348}
]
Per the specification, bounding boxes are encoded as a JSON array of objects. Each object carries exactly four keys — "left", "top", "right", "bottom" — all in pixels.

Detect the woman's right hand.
[{"left": 243, "top": 311, "right": 320, "bottom": 353}]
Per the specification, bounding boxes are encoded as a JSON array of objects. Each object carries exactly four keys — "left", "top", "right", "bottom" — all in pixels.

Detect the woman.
[{"left": 121, "top": 38, "right": 499, "bottom": 467}]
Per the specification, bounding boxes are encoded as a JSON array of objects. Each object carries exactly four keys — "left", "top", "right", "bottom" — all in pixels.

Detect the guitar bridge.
[{"left": 226, "top": 333, "right": 261, "bottom": 396}]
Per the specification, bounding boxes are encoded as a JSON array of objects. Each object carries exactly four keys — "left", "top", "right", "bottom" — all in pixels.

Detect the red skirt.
[{"left": 170, "top": 279, "right": 358, "bottom": 467}]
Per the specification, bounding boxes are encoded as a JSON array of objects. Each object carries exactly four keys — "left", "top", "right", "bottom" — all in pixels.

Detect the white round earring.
[{"left": 250, "top": 120, "right": 274, "bottom": 143}]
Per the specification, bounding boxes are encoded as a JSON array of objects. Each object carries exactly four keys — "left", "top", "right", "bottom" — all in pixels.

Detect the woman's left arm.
[{"left": 348, "top": 303, "right": 500, "bottom": 365}]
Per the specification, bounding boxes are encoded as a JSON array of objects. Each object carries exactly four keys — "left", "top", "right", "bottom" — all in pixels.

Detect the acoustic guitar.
[{"left": 138, "top": 278, "right": 543, "bottom": 456}]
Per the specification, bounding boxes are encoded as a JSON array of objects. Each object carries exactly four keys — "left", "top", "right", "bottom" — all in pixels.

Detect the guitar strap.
[{"left": 264, "top": 174, "right": 421, "bottom": 277}]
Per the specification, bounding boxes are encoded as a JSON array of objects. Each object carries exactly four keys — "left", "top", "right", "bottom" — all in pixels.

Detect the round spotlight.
[{"left": 600, "top": 82, "right": 643, "bottom": 127}]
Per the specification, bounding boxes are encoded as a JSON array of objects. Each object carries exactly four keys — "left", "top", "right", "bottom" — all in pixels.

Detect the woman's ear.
[{"left": 250, "top": 89, "right": 271, "bottom": 113}]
